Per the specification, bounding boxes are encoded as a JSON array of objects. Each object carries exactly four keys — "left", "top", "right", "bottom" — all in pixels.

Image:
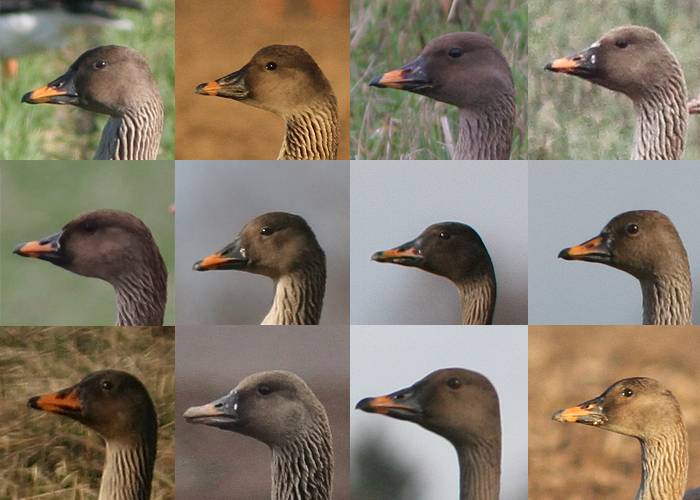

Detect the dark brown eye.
[
  {"left": 439, "top": 230, "right": 451, "bottom": 240},
  {"left": 258, "top": 384, "right": 272, "bottom": 395},
  {"left": 615, "top": 40, "right": 629, "bottom": 49},
  {"left": 82, "top": 221, "right": 97, "bottom": 233},
  {"left": 448, "top": 48, "right": 463, "bottom": 58},
  {"left": 622, "top": 388, "right": 634, "bottom": 397},
  {"left": 260, "top": 227, "right": 273, "bottom": 236},
  {"left": 626, "top": 223, "right": 639, "bottom": 234},
  {"left": 447, "top": 377, "right": 461, "bottom": 389},
  {"left": 265, "top": 62, "right": 277, "bottom": 70},
  {"left": 94, "top": 60, "right": 108, "bottom": 69},
  {"left": 101, "top": 380, "right": 114, "bottom": 391}
]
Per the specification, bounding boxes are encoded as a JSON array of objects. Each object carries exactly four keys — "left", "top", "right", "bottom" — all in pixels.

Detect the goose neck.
[
  {"left": 636, "top": 430, "right": 688, "bottom": 500},
  {"left": 640, "top": 271, "right": 692, "bottom": 325},
  {"left": 278, "top": 97, "right": 339, "bottom": 160},
  {"left": 457, "top": 269, "right": 496, "bottom": 325},
  {"left": 114, "top": 265, "right": 168, "bottom": 326},
  {"left": 99, "top": 438, "right": 156, "bottom": 500},
  {"left": 94, "top": 100, "right": 164, "bottom": 160},
  {"left": 262, "top": 263, "right": 326, "bottom": 325},
  {"left": 457, "top": 437, "right": 501, "bottom": 500},
  {"left": 454, "top": 93, "right": 515, "bottom": 160},
  {"left": 270, "top": 427, "right": 333, "bottom": 500},
  {"left": 631, "top": 79, "right": 687, "bottom": 160}
]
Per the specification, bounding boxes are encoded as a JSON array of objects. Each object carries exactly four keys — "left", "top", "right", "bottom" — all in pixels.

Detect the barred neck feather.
[
  {"left": 262, "top": 260, "right": 326, "bottom": 325},
  {"left": 457, "top": 270, "right": 497, "bottom": 325},
  {"left": 640, "top": 270, "right": 692, "bottom": 325},
  {"left": 99, "top": 439, "right": 156, "bottom": 500},
  {"left": 637, "top": 428, "right": 688, "bottom": 500},
  {"left": 114, "top": 256, "right": 168, "bottom": 326},
  {"left": 271, "top": 422, "right": 333, "bottom": 500},
  {"left": 95, "top": 99, "right": 164, "bottom": 160},
  {"left": 458, "top": 436, "right": 501, "bottom": 500},
  {"left": 455, "top": 93, "right": 515, "bottom": 160},
  {"left": 278, "top": 97, "right": 338, "bottom": 160},
  {"left": 632, "top": 75, "right": 687, "bottom": 160}
]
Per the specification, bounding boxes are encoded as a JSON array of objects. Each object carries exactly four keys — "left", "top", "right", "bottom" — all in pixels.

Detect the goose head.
[
  {"left": 370, "top": 32, "right": 513, "bottom": 112},
  {"left": 545, "top": 26, "right": 682, "bottom": 101},
  {"left": 22, "top": 44, "right": 161, "bottom": 118},
  {"left": 356, "top": 368, "right": 500, "bottom": 447}
]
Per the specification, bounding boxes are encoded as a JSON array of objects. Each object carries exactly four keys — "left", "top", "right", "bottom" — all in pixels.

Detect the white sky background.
[
  {"left": 350, "top": 326, "right": 528, "bottom": 500},
  {"left": 350, "top": 161, "right": 528, "bottom": 325},
  {"left": 174, "top": 160, "right": 350, "bottom": 325},
  {"left": 528, "top": 161, "right": 700, "bottom": 324}
]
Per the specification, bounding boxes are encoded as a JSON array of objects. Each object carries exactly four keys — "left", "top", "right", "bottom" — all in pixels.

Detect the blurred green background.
[
  {"left": 351, "top": 0, "right": 528, "bottom": 160},
  {"left": 0, "top": 0, "right": 175, "bottom": 160},
  {"left": 0, "top": 162, "right": 174, "bottom": 326},
  {"left": 529, "top": 0, "right": 700, "bottom": 159}
]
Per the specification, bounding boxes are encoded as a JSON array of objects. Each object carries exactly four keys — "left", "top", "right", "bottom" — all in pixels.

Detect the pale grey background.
[
  {"left": 350, "top": 161, "right": 528, "bottom": 325},
  {"left": 175, "top": 161, "right": 350, "bottom": 325},
  {"left": 350, "top": 326, "right": 528, "bottom": 500},
  {"left": 529, "top": 160, "right": 700, "bottom": 324}
]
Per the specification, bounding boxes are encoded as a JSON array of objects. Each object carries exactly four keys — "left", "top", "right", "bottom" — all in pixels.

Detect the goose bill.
[
  {"left": 22, "top": 72, "right": 78, "bottom": 105},
  {"left": 558, "top": 235, "right": 611, "bottom": 263},
  {"left": 13, "top": 231, "right": 65, "bottom": 264},
  {"left": 196, "top": 68, "right": 248, "bottom": 100},
  {"left": 183, "top": 391, "right": 240, "bottom": 429},
  {"left": 355, "top": 392, "right": 422, "bottom": 422},
  {"left": 372, "top": 242, "right": 424, "bottom": 267},
  {"left": 369, "top": 57, "right": 433, "bottom": 92},
  {"left": 545, "top": 47, "right": 598, "bottom": 79},
  {"left": 193, "top": 239, "right": 248, "bottom": 271},
  {"left": 27, "top": 385, "right": 82, "bottom": 418},
  {"left": 552, "top": 397, "right": 606, "bottom": 426}
]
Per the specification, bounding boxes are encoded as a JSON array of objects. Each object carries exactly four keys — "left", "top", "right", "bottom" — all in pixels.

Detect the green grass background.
[
  {"left": 529, "top": 0, "right": 700, "bottom": 159},
  {"left": 0, "top": 0, "right": 175, "bottom": 160},
  {"left": 351, "top": 0, "right": 528, "bottom": 160},
  {"left": 0, "top": 162, "right": 175, "bottom": 326},
  {"left": 0, "top": 327, "right": 174, "bottom": 500}
]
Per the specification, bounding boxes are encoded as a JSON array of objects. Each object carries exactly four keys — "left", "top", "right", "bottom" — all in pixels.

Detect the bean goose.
[
  {"left": 183, "top": 370, "right": 333, "bottom": 500},
  {"left": 558, "top": 210, "right": 692, "bottom": 325},
  {"left": 0, "top": 0, "right": 143, "bottom": 76},
  {"left": 13, "top": 209, "right": 168, "bottom": 326},
  {"left": 369, "top": 32, "right": 515, "bottom": 160},
  {"left": 195, "top": 45, "right": 338, "bottom": 160},
  {"left": 552, "top": 377, "right": 688, "bottom": 500},
  {"left": 356, "top": 368, "right": 501, "bottom": 500},
  {"left": 193, "top": 212, "right": 326, "bottom": 325},
  {"left": 28, "top": 370, "right": 158, "bottom": 500},
  {"left": 22, "top": 45, "right": 163, "bottom": 160},
  {"left": 545, "top": 26, "right": 687, "bottom": 160},
  {"left": 372, "top": 222, "right": 496, "bottom": 325}
]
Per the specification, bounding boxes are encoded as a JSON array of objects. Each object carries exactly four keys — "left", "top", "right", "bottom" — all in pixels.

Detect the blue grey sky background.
[
  {"left": 350, "top": 326, "right": 528, "bottom": 500},
  {"left": 175, "top": 161, "right": 349, "bottom": 325},
  {"left": 529, "top": 161, "right": 700, "bottom": 324},
  {"left": 350, "top": 161, "right": 528, "bottom": 325}
]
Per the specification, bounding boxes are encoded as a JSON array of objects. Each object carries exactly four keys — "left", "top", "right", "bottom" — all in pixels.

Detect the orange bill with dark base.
[
  {"left": 29, "top": 388, "right": 81, "bottom": 414},
  {"left": 546, "top": 57, "right": 581, "bottom": 74},
  {"left": 182, "top": 403, "right": 222, "bottom": 420},
  {"left": 14, "top": 240, "right": 55, "bottom": 258},
  {"left": 372, "top": 69, "right": 414, "bottom": 89},
  {"left": 194, "top": 253, "right": 230, "bottom": 269},
  {"left": 552, "top": 404, "right": 595, "bottom": 422},
  {"left": 559, "top": 235, "right": 605, "bottom": 260},
  {"left": 356, "top": 395, "right": 414, "bottom": 415},
  {"left": 195, "top": 81, "right": 222, "bottom": 96},
  {"left": 23, "top": 85, "right": 68, "bottom": 104},
  {"left": 375, "top": 246, "right": 420, "bottom": 260}
]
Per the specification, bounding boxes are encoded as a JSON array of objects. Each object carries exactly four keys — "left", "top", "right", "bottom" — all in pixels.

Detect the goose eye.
[
  {"left": 615, "top": 40, "right": 629, "bottom": 49},
  {"left": 260, "top": 227, "right": 274, "bottom": 236},
  {"left": 448, "top": 48, "right": 463, "bottom": 58},
  {"left": 82, "top": 221, "right": 97, "bottom": 233},
  {"left": 439, "top": 230, "right": 451, "bottom": 240},
  {"left": 94, "top": 60, "right": 108, "bottom": 69},
  {"left": 101, "top": 380, "right": 114, "bottom": 391},
  {"left": 258, "top": 384, "right": 272, "bottom": 395},
  {"left": 447, "top": 377, "right": 461, "bottom": 389},
  {"left": 626, "top": 223, "right": 639, "bottom": 235},
  {"left": 265, "top": 62, "right": 278, "bottom": 71},
  {"left": 622, "top": 388, "right": 634, "bottom": 397}
]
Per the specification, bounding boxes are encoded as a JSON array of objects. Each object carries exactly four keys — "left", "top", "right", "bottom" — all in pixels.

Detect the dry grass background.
[
  {"left": 0, "top": 327, "right": 175, "bottom": 500},
  {"left": 529, "top": 326, "right": 700, "bottom": 500},
  {"left": 351, "top": 0, "right": 527, "bottom": 159},
  {"left": 529, "top": 0, "right": 700, "bottom": 159},
  {"left": 175, "top": 0, "right": 350, "bottom": 160}
]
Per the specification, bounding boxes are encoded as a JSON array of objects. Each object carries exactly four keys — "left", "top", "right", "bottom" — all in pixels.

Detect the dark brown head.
[
  {"left": 558, "top": 210, "right": 688, "bottom": 281},
  {"left": 372, "top": 222, "right": 494, "bottom": 285},
  {"left": 545, "top": 26, "right": 682, "bottom": 100},
  {"left": 28, "top": 370, "right": 158, "bottom": 444},
  {"left": 357, "top": 368, "right": 500, "bottom": 447},
  {"left": 193, "top": 211, "right": 325, "bottom": 281},
  {"left": 552, "top": 377, "right": 684, "bottom": 440},
  {"left": 195, "top": 45, "right": 335, "bottom": 118},
  {"left": 13, "top": 209, "right": 168, "bottom": 287},
  {"left": 370, "top": 32, "right": 514, "bottom": 111},
  {"left": 22, "top": 45, "right": 161, "bottom": 117},
  {"left": 183, "top": 370, "right": 331, "bottom": 449}
]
